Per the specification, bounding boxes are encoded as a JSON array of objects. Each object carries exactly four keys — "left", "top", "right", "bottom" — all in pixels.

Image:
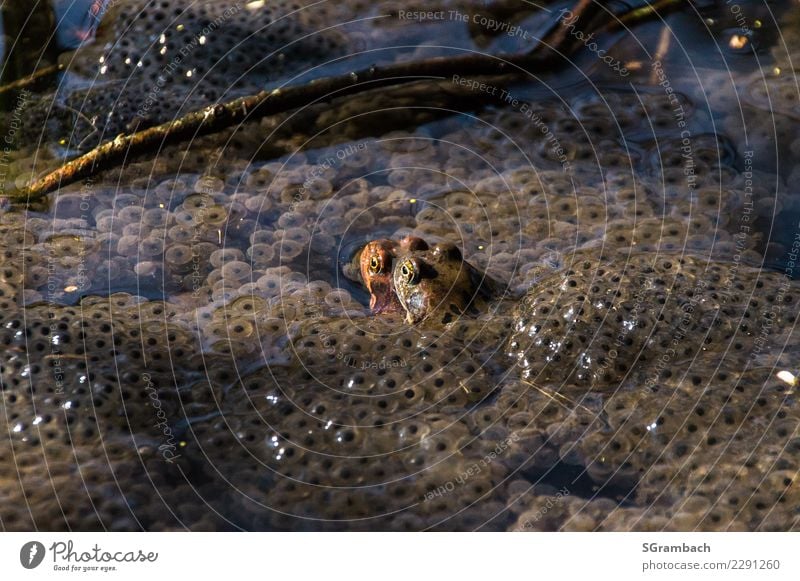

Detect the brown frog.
[
  {"left": 392, "top": 240, "right": 498, "bottom": 324},
  {"left": 355, "top": 236, "right": 429, "bottom": 313}
]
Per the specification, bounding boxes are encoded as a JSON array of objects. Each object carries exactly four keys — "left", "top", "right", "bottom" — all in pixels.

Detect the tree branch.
[{"left": 0, "top": 64, "right": 63, "bottom": 96}]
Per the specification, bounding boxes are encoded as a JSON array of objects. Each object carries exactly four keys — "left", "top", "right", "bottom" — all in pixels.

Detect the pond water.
[{"left": 0, "top": 0, "right": 798, "bottom": 531}]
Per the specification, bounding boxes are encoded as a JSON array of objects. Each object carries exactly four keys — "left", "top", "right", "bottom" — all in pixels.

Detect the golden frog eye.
[
  {"left": 399, "top": 259, "right": 420, "bottom": 284},
  {"left": 368, "top": 255, "right": 382, "bottom": 274}
]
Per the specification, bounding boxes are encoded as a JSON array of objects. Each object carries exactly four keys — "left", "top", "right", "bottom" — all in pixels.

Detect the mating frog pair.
[{"left": 355, "top": 236, "right": 498, "bottom": 324}]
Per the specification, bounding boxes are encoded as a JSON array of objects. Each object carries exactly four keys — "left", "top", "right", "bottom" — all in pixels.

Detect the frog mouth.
[{"left": 369, "top": 281, "right": 401, "bottom": 313}]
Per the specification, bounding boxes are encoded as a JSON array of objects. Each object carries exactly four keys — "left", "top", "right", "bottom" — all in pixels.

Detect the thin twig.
[
  {"left": 615, "top": 0, "right": 685, "bottom": 27},
  {"left": 0, "top": 63, "right": 63, "bottom": 96},
  {"left": 650, "top": 25, "right": 673, "bottom": 83},
  {"left": 60, "top": 102, "right": 101, "bottom": 150},
  {"left": 520, "top": 378, "right": 597, "bottom": 417}
]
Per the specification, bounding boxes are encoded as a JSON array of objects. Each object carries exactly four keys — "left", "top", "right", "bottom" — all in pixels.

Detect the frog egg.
[
  {"left": 241, "top": 224, "right": 273, "bottom": 245},
  {"left": 309, "top": 232, "right": 336, "bottom": 254},
  {"left": 143, "top": 207, "right": 169, "bottom": 227},
  {"left": 52, "top": 193, "right": 88, "bottom": 218},
  {"left": 244, "top": 168, "right": 274, "bottom": 190},
  {"left": 363, "top": 185, "right": 391, "bottom": 205},
  {"left": 226, "top": 201, "right": 248, "bottom": 223},
  {"left": 116, "top": 236, "right": 141, "bottom": 257},
  {"left": 324, "top": 289, "right": 352, "bottom": 309},
  {"left": 139, "top": 237, "right": 165, "bottom": 257},
  {"left": 298, "top": 280, "right": 332, "bottom": 301},
  {"left": 181, "top": 193, "right": 213, "bottom": 212},
  {"left": 164, "top": 244, "right": 194, "bottom": 266},
  {"left": 94, "top": 215, "right": 115, "bottom": 233},
  {"left": 276, "top": 211, "right": 307, "bottom": 229},
  {"left": 220, "top": 261, "right": 252, "bottom": 282},
  {"left": 304, "top": 178, "right": 333, "bottom": 200},
  {"left": 272, "top": 183, "right": 300, "bottom": 205},
  {"left": 339, "top": 176, "right": 370, "bottom": 195},
  {"left": 96, "top": 259, "right": 121, "bottom": 280},
  {"left": 134, "top": 261, "right": 161, "bottom": 277},
  {"left": 415, "top": 205, "right": 450, "bottom": 224},
  {"left": 195, "top": 241, "right": 220, "bottom": 260},
  {"left": 273, "top": 240, "right": 304, "bottom": 261},
  {"left": 194, "top": 175, "right": 226, "bottom": 195},
  {"left": 219, "top": 317, "right": 255, "bottom": 341},
  {"left": 278, "top": 227, "right": 311, "bottom": 246},
  {"left": 172, "top": 210, "right": 196, "bottom": 227},
  {"left": 387, "top": 168, "right": 427, "bottom": 190},
  {"left": 282, "top": 280, "right": 309, "bottom": 299},
  {"left": 197, "top": 205, "right": 229, "bottom": 226},
  {"left": 316, "top": 197, "right": 345, "bottom": 220},
  {"left": 183, "top": 273, "right": 209, "bottom": 295},
  {"left": 116, "top": 205, "right": 144, "bottom": 224},
  {"left": 341, "top": 146, "right": 372, "bottom": 168},
  {"left": 121, "top": 223, "right": 146, "bottom": 238},
  {"left": 151, "top": 177, "right": 184, "bottom": 199},
  {"left": 683, "top": 213, "right": 714, "bottom": 236},
  {"left": 686, "top": 234, "right": 713, "bottom": 251},
  {"left": 344, "top": 208, "right": 375, "bottom": 229},
  {"left": 755, "top": 195, "right": 782, "bottom": 218},
  {"left": 247, "top": 243, "right": 275, "bottom": 268},
  {"left": 25, "top": 266, "right": 49, "bottom": 288},
  {"left": 242, "top": 194, "right": 269, "bottom": 214},
  {"left": 224, "top": 295, "right": 267, "bottom": 319},
  {"left": 210, "top": 248, "right": 245, "bottom": 268},
  {"left": 167, "top": 224, "right": 194, "bottom": 243},
  {"left": 206, "top": 268, "right": 224, "bottom": 286}
]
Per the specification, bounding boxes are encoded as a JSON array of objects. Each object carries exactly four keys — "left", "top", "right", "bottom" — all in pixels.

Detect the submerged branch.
[{"left": 0, "top": 64, "right": 63, "bottom": 96}]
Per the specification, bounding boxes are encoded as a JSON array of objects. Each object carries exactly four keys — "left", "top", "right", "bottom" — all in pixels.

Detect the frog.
[
  {"left": 354, "top": 235, "right": 429, "bottom": 313},
  {"left": 392, "top": 240, "right": 499, "bottom": 324}
]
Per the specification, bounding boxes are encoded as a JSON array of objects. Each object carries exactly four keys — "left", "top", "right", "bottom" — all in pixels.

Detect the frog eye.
[
  {"left": 398, "top": 259, "right": 420, "bottom": 285},
  {"left": 368, "top": 254, "right": 382, "bottom": 274}
]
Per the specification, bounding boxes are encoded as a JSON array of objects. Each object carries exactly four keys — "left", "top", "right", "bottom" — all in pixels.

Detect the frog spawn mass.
[
  {"left": 3, "top": 190, "right": 799, "bottom": 531},
  {"left": 18, "top": 0, "right": 554, "bottom": 152},
  {"left": 2, "top": 0, "right": 800, "bottom": 530}
]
